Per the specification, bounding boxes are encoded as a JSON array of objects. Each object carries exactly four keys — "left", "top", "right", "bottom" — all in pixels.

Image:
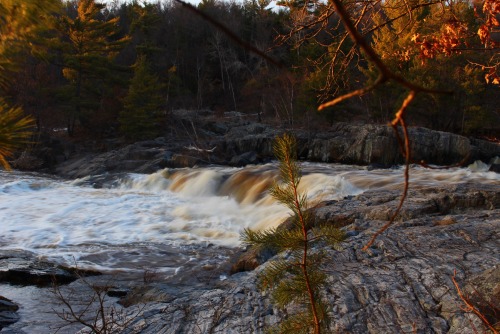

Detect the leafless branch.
[{"left": 452, "top": 270, "right": 499, "bottom": 334}]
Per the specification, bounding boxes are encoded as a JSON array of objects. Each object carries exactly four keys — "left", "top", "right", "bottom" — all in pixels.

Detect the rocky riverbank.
[
  {"left": 2, "top": 183, "right": 493, "bottom": 333},
  {"left": 103, "top": 183, "right": 498, "bottom": 334},
  {"left": 3, "top": 113, "right": 499, "bottom": 333},
  {"left": 12, "top": 111, "right": 500, "bottom": 177}
]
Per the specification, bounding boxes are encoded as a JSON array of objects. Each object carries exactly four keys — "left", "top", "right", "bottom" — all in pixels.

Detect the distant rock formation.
[{"left": 51, "top": 121, "right": 500, "bottom": 178}]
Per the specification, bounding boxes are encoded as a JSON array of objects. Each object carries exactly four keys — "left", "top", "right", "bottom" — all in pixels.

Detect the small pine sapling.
[{"left": 242, "top": 133, "right": 345, "bottom": 334}]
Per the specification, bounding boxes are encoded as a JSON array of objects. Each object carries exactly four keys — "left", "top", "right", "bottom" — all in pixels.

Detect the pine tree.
[
  {"left": 242, "top": 133, "right": 345, "bottom": 334},
  {"left": 0, "top": 0, "right": 59, "bottom": 87},
  {"left": 119, "top": 56, "right": 165, "bottom": 140},
  {"left": 53, "top": 0, "right": 130, "bottom": 136},
  {"left": 0, "top": 0, "right": 59, "bottom": 169}
]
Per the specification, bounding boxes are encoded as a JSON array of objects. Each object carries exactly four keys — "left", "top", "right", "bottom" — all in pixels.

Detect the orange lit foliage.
[
  {"left": 412, "top": 0, "right": 500, "bottom": 85},
  {"left": 0, "top": 0, "right": 60, "bottom": 168}
]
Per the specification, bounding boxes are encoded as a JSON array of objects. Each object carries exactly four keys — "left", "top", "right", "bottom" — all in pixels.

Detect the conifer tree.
[
  {"left": 54, "top": 0, "right": 130, "bottom": 136},
  {"left": 0, "top": 0, "right": 59, "bottom": 87},
  {"left": 242, "top": 133, "right": 345, "bottom": 334},
  {"left": 0, "top": 0, "right": 59, "bottom": 169},
  {"left": 119, "top": 56, "right": 165, "bottom": 140}
]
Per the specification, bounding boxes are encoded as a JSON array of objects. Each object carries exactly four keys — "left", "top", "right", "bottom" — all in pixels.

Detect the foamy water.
[{"left": 0, "top": 161, "right": 498, "bottom": 273}]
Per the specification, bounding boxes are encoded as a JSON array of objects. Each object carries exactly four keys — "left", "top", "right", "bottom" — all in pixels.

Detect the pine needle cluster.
[
  {"left": 0, "top": 100, "right": 34, "bottom": 170},
  {"left": 242, "top": 133, "right": 345, "bottom": 334}
]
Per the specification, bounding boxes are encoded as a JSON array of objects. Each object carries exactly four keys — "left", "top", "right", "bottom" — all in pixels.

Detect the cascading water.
[{"left": 0, "top": 161, "right": 499, "bottom": 274}]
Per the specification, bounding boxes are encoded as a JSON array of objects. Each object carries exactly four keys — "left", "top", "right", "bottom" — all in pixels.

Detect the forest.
[
  {"left": 0, "top": 2, "right": 499, "bottom": 333},
  {"left": 1, "top": 0, "right": 499, "bottom": 145}
]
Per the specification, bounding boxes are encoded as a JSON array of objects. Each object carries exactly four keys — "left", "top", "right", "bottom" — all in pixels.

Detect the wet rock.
[
  {"left": 51, "top": 120, "right": 500, "bottom": 178},
  {"left": 15, "top": 107, "right": 500, "bottom": 177},
  {"left": 127, "top": 148, "right": 163, "bottom": 160},
  {"left": 229, "top": 151, "right": 258, "bottom": 167},
  {"left": 115, "top": 277, "right": 278, "bottom": 334},
  {"left": 366, "top": 163, "right": 393, "bottom": 170},
  {"left": 461, "top": 266, "right": 500, "bottom": 330},
  {"left": 301, "top": 123, "right": 500, "bottom": 165},
  {"left": 205, "top": 122, "right": 229, "bottom": 135},
  {"left": 230, "top": 247, "right": 275, "bottom": 274},
  {"left": 489, "top": 164, "right": 500, "bottom": 173},
  {"left": 0, "top": 250, "right": 100, "bottom": 287},
  {"left": 12, "top": 135, "right": 75, "bottom": 172},
  {"left": 107, "top": 287, "right": 130, "bottom": 298},
  {"left": 0, "top": 311, "right": 19, "bottom": 330},
  {"left": 0, "top": 297, "right": 18, "bottom": 312},
  {"left": 159, "top": 154, "right": 204, "bottom": 168}
]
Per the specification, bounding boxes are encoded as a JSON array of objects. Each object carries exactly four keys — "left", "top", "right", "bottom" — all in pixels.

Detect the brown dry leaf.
[{"left": 478, "top": 25, "right": 490, "bottom": 44}]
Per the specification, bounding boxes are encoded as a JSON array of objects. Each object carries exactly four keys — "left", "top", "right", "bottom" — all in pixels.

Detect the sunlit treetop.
[
  {"left": 0, "top": 0, "right": 61, "bottom": 87},
  {"left": 0, "top": 0, "right": 60, "bottom": 169}
]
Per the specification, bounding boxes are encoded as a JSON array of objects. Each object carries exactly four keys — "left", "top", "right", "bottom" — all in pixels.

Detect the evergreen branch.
[
  {"left": 270, "top": 183, "right": 297, "bottom": 212},
  {"left": 270, "top": 311, "right": 315, "bottom": 334},
  {"left": 274, "top": 133, "right": 322, "bottom": 334},
  {"left": 258, "top": 259, "right": 296, "bottom": 291},
  {"left": 312, "top": 225, "right": 347, "bottom": 250},
  {"left": 242, "top": 227, "right": 306, "bottom": 252},
  {"left": 272, "top": 277, "right": 311, "bottom": 307},
  {"left": 0, "top": 100, "right": 34, "bottom": 170}
]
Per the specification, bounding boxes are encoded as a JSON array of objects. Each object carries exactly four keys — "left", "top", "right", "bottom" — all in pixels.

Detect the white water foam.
[{"left": 0, "top": 161, "right": 498, "bottom": 272}]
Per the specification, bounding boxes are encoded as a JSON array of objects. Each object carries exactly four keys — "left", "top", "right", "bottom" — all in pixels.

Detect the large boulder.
[
  {"left": 223, "top": 122, "right": 499, "bottom": 166},
  {"left": 302, "top": 123, "right": 500, "bottom": 165}
]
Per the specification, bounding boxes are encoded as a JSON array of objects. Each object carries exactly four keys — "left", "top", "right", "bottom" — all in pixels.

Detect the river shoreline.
[
  {"left": 109, "top": 183, "right": 500, "bottom": 333},
  {"left": 2, "top": 118, "right": 500, "bottom": 333},
  {"left": 1, "top": 178, "right": 499, "bottom": 333},
  {"left": 10, "top": 112, "right": 500, "bottom": 178}
]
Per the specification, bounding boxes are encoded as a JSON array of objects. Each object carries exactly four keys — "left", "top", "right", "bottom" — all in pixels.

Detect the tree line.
[{"left": 2, "top": 0, "right": 499, "bottom": 143}]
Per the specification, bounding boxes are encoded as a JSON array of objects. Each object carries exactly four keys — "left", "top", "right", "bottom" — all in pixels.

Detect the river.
[
  {"left": 1, "top": 161, "right": 499, "bottom": 273},
  {"left": 0, "top": 161, "right": 498, "bottom": 332}
]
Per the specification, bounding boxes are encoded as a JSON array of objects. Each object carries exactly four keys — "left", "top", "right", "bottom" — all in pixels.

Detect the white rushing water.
[{"left": 0, "top": 161, "right": 499, "bottom": 273}]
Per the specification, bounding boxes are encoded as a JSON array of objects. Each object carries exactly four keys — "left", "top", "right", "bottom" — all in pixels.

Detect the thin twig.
[
  {"left": 362, "top": 91, "right": 415, "bottom": 250},
  {"left": 321, "top": 0, "right": 451, "bottom": 109},
  {"left": 318, "top": 75, "right": 386, "bottom": 110},
  {"left": 451, "top": 270, "right": 499, "bottom": 334},
  {"left": 317, "top": 0, "right": 456, "bottom": 248}
]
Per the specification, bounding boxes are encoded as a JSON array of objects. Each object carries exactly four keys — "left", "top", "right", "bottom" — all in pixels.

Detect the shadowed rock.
[
  {"left": 0, "top": 296, "right": 19, "bottom": 329},
  {"left": 53, "top": 121, "right": 500, "bottom": 178},
  {"left": 0, "top": 250, "right": 101, "bottom": 287}
]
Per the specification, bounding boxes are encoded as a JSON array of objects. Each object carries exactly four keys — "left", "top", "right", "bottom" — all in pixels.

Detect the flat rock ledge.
[
  {"left": 0, "top": 250, "right": 101, "bottom": 287},
  {"left": 104, "top": 183, "right": 499, "bottom": 334}
]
